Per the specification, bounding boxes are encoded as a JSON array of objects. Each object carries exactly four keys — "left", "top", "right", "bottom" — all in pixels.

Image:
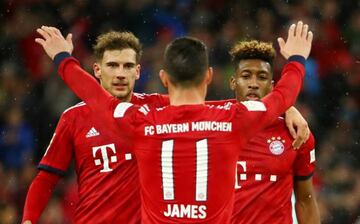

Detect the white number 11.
[{"left": 161, "top": 139, "right": 208, "bottom": 201}]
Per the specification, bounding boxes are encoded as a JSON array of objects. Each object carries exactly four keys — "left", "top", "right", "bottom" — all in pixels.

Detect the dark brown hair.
[
  {"left": 164, "top": 37, "right": 209, "bottom": 87},
  {"left": 93, "top": 31, "right": 142, "bottom": 63}
]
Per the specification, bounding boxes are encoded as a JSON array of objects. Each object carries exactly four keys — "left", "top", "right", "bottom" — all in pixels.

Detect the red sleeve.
[
  {"left": 294, "top": 133, "right": 316, "bottom": 180},
  {"left": 58, "top": 57, "right": 118, "bottom": 116},
  {"left": 261, "top": 60, "right": 305, "bottom": 115},
  {"left": 236, "top": 60, "right": 305, "bottom": 144},
  {"left": 38, "top": 111, "right": 74, "bottom": 175},
  {"left": 22, "top": 171, "right": 61, "bottom": 223},
  {"left": 57, "top": 57, "right": 127, "bottom": 129}
]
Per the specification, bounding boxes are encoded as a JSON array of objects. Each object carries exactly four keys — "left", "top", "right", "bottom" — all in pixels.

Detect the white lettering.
[
  {"left": 145, "top": 121, "right": 233, "bottom": 136},
  {"left": 180, "top": 204, "right": 191, "bottom": 218},
  {"left": 163, "top": 204, "right": 172, "bottom": 217},
  {"left": 144, "top": 126, "right": 155, "bottom": 136},
  {"left": 198, "top": 205, "right": 206, "bottom": 219},
  {"left": 163, "top": 204, "right": 207, "bottom": 219},
  {"left": 192, "top": 121, "right": 232, "bottom": 132},
  {"left": 156, "top": 123, "right": 189, "bottom": 134}
]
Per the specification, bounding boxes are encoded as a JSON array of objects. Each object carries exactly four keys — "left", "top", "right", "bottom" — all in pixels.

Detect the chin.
[{"left": 111, "top": 91, "right": 125, "bottom": 98}]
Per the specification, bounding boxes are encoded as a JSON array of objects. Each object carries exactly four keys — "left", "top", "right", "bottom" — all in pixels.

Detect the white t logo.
[
  {"left": 235, "top": 161, "right": 247, "bottom": 189},
  {"left": 92, "top": 143, "right": 117, "bottom": 172}
]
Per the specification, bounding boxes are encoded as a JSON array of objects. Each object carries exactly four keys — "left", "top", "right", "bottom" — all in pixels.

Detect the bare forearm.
[{"left": 295, "top": 198, "right": 320, "bottom": 224}]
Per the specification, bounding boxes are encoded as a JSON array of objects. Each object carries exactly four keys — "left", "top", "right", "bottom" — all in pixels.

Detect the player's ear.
[
  {"left": 204, "top": 67, "right": 213, "bottom": 85},
  {"left": 159, "top": 69, "right": 169, "bottom": 88},
  {"left": 271, "top": 80, "right": 274, "bottom": 91},
  {"left": 230, "top": 76, "right": 236, "bottom": 91},
  {"left": 135, "top": 64, "right": 141, "bottom": 80},
  {"left": 93, "top": 63, "right": 101, "bottom": 79}
]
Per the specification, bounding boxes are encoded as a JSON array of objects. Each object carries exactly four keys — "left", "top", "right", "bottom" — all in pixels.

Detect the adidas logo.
[{"left": 86, "top": 127, "right": 100, "bottom": 138}]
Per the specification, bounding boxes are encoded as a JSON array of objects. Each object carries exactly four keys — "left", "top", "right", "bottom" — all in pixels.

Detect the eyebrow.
[{"left": 105, "top": 61, "right": 136, "bottom": 65}]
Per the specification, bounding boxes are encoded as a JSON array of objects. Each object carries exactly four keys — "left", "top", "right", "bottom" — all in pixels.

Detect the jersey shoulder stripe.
[
  {"left": 133, "top": 92, "right": 162, "bottom": 97},
  {"left": 63, "top": 101, "right": 87, "bottom": 114},
  {"left": 241, "top": 101, "right": 266, "bottom": 111},
  {"left": 114, "top": 102, "right": 134, "bottom": 118}
]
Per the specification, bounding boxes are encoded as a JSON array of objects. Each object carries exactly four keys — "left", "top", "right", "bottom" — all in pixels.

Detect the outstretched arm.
[
  {"left": 262, "top": 20, "right": 313, "bottom": 109},
  {"left": 239, "top": 21, "right": 313, "bottom": 141},
  {"left": 22, "top": 171, "right": 61, "bottom": 224},
  {"left": 35, "top": 26, "right": 118, "bottom": 118},
  {"left": 279, "top": 23, "right": 311, "bottom": 149}
]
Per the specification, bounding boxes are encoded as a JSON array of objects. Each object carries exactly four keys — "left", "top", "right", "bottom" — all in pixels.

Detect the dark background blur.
[{"left": 0, "top": 0, "right": 359, "bottom": 223}]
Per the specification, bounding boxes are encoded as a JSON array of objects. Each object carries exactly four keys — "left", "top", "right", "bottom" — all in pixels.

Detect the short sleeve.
[
  {"left": 293, "top": 133, "right": 316, "bottom": 180},
  {"left": 38, "top": 111, "right": 74, "bottom": 176}
]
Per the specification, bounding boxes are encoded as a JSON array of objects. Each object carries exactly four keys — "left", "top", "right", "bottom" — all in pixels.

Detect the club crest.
[{"left": 267, "top": 137, "right": 285, "bottom": 155}]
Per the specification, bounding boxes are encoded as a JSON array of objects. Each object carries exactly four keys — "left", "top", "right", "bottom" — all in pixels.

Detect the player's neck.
[{"left": 168, "top": 86, "right": 206, "bottom": 106}]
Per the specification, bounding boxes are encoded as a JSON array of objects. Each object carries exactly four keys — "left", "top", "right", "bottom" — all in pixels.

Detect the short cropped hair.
[
  {"left": 93, "top": 31, "right": 142, "bottom": 63},
  {"left": 229, "top": 40, "right": 276, "bottom": 69},
  {"left": 163, "top": 37, "right": 209, "bottom": 87}
]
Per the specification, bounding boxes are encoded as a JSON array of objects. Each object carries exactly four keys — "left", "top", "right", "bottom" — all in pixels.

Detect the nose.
[
  {"left": 248, "top": 76, "right": 259, "bottom": 89},
  {"left": 115, "top": 66, "right": 126, "bottom": 80}
]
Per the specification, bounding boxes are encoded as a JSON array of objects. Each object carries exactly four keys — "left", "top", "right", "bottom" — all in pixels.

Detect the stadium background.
[{"left": 0, "top": 0, "right": 359, "bottom": 223}]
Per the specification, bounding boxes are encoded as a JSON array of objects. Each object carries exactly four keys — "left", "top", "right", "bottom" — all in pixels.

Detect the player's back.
[{"left": 127, "top": 103, "right": 254, "bottom": 223}]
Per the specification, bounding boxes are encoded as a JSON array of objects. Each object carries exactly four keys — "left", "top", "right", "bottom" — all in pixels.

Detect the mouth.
[
  {"left": 246, "top": 93, "right": 260, "bottom": 101},
  {"left": 112, "top": 83, "right": 128, "bottom": 90}
]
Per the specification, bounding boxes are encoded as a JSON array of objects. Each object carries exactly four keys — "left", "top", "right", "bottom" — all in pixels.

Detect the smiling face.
[
  {"left": 230, "top": 59, "right": 273, "bottom": 101},
  {"left": 93, "top": 48, "right": 140, "bottom": 102}
]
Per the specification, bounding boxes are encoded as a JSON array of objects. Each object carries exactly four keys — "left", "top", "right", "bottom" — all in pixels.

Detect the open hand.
[
  {"left": 277, "top": 21, "right": 313, "bottom": 60},
  {"left": 35, "top": 26, "right": 73, "bottom": 60}
]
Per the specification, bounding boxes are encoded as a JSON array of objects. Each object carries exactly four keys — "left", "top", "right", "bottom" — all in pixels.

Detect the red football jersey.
[
  {"left": 231, "top": 117, "right": 316, "bottom": 224},
  {"left": 57, "top": 56, "right": 305, "bottom": 223},
  {"left": 38, "top": 93, "right": 168, "bottom": 223}
]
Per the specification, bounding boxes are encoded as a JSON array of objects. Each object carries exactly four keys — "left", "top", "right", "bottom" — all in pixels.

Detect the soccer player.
[
  {"left": 35, "top": 21, "right": 313, "bottom": 223},
  {"left": 22, "top": 31, "right": 169, "bottom": 224},
  {"left": 22, "top": 31, "right": 307, "bottom": 223},
  {"left": 229, "top": 40, "right": 320, "bottom": 224}
]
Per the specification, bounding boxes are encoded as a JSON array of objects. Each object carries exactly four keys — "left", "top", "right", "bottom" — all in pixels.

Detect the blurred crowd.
[{"left": 0, "top": 0, "right": 359, "bottom": 223}]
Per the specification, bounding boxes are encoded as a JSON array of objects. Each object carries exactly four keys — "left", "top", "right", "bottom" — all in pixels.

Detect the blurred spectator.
[{"left": 0, "top": 105, "right": 33, "bottom": 170}]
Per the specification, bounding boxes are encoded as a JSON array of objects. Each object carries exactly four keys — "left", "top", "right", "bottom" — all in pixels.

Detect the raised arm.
[
  {"left": 238, "top": 21, "right": 313, "bottom": 141},
  {"left": 262, "top": 20, "right": 313, "bottom": 112},
  {"left": 35, "top": 26, "right": 118, "bottom": 116}
]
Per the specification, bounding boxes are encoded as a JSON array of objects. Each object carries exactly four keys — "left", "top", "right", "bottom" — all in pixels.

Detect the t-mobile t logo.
[{"left": 92, "top": 143, "right": 117, "bottom": 172}]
